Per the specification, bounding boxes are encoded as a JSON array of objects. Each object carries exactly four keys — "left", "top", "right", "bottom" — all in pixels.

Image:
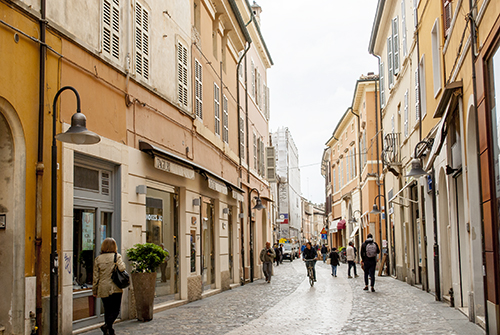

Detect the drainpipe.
[
  {"left": 349, "top": 106, "right": 363, "bottom": 253},
  {"left": 468, "top": 0, "right": 488, "bottom": 332},
  {"left": 35, "top": 0, "right": 47, "bottom": 333}
]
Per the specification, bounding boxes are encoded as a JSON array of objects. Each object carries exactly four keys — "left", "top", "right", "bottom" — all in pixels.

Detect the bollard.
[{"left": 449, "top": 288, "right": 455, "bottom": 307}]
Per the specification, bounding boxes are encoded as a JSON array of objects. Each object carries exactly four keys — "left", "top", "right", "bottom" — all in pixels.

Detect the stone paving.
[{"left": 82, "top": 260, "right": 485, "bottom": 335}]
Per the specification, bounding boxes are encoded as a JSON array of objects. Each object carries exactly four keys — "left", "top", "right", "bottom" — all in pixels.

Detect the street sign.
[
  {"left": 320, "top": 227, "right": 327, "bottom": 234},
  {"left": 321, "top": 234, "right": 327, "bottom": 240}
]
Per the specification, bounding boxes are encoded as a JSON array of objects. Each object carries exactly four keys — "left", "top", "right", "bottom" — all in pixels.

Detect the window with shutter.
[
  {"left": 419, "top": 56, "right": 427, "bottom": 118},
  {"left": 333, "top": 167, "right": 336, "bottom": 193},
  {"left": 346, "top": 151, "right": 350, "bottom": 182},
  {"left": 177, "top": 42, "right": 189, "bottom": 107},
  {"left": 380, "top": 62, "right": 385, "bottom": 106},
  {"left": 222, "top": 96, "right": 228, "bottom": 143},
  {"left": 391, "top": 115, "right": 395, "bottom": 133},
  {"left": 214, "top": 84, "right": 220, "bottom": 136},
  {"left": 352, "top": 148, "right": 357, "bottom": 178},
  {"left": 266, "top": 146, "right": 276, "bottom": 182},
  {"left": 102, "top": 0, "right": 120, "bottom": 60},
  {"left": 135, "top": 3, "right": 150, "bottom": 80},
  {"left": 195, "top": 59, "right": 203, "bottom": 119},
  {"left": 404, "top": 90, "right": 409, "bottom": 137},
  {"left": 257, "top": 72, "right": 261, "bottom": 107},
  {"left": 387, "top": 37, "right": 393, "bottom": 87},
  {"left": 402, "top": 0, "right": 407, "bottom": 57},
  {"left": 339, "top": 161, "right": 342, "bottom": 188},
  {"left": 393, "top": 17, "right": 400, "bottom": 75},
  {"left": 262, "top": 84, "right": 266, "bottom": 115},
  {"left": 239, "top": 116, "right": 245, "bottom": 159}
]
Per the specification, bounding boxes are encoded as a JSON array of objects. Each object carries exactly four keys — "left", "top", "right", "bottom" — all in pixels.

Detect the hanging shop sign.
[{"left": 154, "top": 156, "right": 195, "bottom": 179}]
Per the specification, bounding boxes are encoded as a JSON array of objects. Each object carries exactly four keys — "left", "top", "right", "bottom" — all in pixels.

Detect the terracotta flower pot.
[{"left": 131, "top": 272, "right": 156, "bottom": 321}]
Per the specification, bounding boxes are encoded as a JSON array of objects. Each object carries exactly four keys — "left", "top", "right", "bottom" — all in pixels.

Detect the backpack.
[{"left": 366, "top": 243, "right": 378, "bottom": 258}]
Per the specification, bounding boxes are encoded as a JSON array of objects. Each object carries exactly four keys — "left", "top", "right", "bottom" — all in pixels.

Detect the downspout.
[
  {"left": 468, "top": 0, "right": 488, "bottom": 332},
  {"left": 374, "top": 73, "right": 382, "bottom": 246},
  {"left": 349, "top": 106, "right": 363, "bottom": 254},
  {"left": 236, "top": 42, "right": 250, "bottom": 285},
  {"left": 35, "top": 0, "right": 47, "bottom": 332}
]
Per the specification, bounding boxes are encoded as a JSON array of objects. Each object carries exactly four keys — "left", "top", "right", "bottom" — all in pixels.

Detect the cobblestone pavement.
[{"left": 82, "top": 260, "right": 485, "bottom": 335}]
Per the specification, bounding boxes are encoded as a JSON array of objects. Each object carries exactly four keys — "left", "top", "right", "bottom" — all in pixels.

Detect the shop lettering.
[{"left": 146, "top": 214, "right": 163, "bottom": 221}]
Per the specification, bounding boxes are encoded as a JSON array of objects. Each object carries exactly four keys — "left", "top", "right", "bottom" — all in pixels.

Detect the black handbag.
[{"left": 111, "top": 253, "right": 130, "bottom": 289}]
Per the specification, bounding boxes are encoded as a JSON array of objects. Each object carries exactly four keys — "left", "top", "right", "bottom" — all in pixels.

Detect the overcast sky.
[{"left": 257, "top": 0, "right": 379, "bottom": 204}]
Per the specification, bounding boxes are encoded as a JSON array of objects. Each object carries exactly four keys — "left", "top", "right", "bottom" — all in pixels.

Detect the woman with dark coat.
[
  {"left": 329, "top": 247, "right": 340, "bottom": 277},
  {"left": 93, "top": 238, "right": 126, "bottom": 335}
]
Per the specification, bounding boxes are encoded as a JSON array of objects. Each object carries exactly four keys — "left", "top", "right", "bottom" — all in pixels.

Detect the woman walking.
[{"left": 93, "top": 238, "right": 126, "bottom": 335}]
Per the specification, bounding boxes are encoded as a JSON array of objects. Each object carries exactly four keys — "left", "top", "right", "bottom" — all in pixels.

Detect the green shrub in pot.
[{"left": 127, "top": 243, "right": 168, "bottom": 273}]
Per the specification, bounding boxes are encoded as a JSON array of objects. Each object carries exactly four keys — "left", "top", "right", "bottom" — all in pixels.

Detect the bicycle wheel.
[{"left": 309, "top": 268, "right": 314, "bottom": 287}]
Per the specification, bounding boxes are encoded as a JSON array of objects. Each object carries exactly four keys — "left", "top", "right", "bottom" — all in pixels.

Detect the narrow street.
[{"left": 82, "top": 261, "right": 484, "bottom": 335}]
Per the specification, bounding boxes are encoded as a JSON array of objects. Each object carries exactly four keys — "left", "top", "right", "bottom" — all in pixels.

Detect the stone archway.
[
  {"left": 0, "top": 97, "right": 26, "bottom": 334},
  {"left": 438, "top": 169, "right": 452, "bottom": 299},
  {"left": 466, "top": 100, "right": 485, "bottom": 319}
]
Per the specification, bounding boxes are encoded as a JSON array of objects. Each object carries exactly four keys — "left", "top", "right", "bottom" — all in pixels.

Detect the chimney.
[{"left": 251, "top": 1, "right": 262, "bottom": 26}]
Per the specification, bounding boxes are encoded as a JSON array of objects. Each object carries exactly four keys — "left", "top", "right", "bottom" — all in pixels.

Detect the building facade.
[{"left": 0, "top": 0, "right": 274, "bottom": 334}]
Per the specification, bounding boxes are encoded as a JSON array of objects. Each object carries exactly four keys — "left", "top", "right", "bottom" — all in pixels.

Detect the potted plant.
[{"left": 127, "top": 243, "right": 168, "bottom": 321}]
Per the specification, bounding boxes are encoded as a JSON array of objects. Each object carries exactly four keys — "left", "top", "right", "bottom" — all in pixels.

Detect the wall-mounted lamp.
[
  {"left": 405, "top": 140, "right": 433, "bottom": 177},
  {"left": 192, "top": 198, "right": 200, "bottom": 206},
  {"left": 223, "top": 208, "right": 229, "bottom": 214},
  {"left": 136, "top": 185, "right": 147, "bottom": 194}
]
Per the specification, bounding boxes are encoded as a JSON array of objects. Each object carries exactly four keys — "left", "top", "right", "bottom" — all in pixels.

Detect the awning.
[
  {"left": 139, "top": 140, "right": 244, "bottom": 196},
  {"left": 330, "top": 219, "right": 340, "bottom": 232},
  {"left": 424, "top": 81, "right": 463, "bottom": 171},
  {"left": 349, "top": 226, "right": 359, "bottom": 239},
  {"left": 337, "top": 219, "right": 346, "bottom": 230}
]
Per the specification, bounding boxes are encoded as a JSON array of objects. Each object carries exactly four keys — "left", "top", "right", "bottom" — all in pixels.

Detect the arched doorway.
[
  {"left": 0, "top": 97, "right": 26, "bottom": 334},
  {"left": 466, "top": 101, "right": 485, "bottom": 319},
  {"left": 438, "top": 169, "right": 452, "bottom": 300}
]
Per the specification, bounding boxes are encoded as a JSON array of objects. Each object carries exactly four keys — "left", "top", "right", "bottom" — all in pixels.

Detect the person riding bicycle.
[{"left": 302, "top": 241, "right": 320, "bottom": 281}]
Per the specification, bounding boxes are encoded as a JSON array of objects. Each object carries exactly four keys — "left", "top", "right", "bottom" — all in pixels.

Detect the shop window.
[{"left": 487, "top": 44, "right": 500, "bottom": 198}]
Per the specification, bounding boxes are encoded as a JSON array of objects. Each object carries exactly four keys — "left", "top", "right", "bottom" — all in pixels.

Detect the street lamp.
[
  {"left": 51, "top": 86, "right": 100, "bottom": 334},
  {"left": 405, "top": 140, "right": 441, "bottom": 301},
  {"left": 369, "top": 194, "right": 385, "bottom": 215},
  {"left": 248, "top": 188, "right": 265, "bottom": 283}
]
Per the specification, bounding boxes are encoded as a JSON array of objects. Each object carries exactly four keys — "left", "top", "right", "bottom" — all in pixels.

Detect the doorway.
[{"left": 202, "top": 198, "right": 215, "bottom": 291}]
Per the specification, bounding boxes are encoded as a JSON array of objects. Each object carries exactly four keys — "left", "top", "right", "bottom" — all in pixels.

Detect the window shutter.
[
  {"left": 443, "top": 0, "right": 452, "bottom": 36},
  {"left": 253, "top": 133, "right": 257, "bottom": 170},
  {"left": 239, "top": 116, "right": 245, "bottom": 159},
  {"left": 380, "top": 62, "right": 385, "bottom": 106},
  {"left": 387, "top": 37, "right": 393, "bottom": 87},
  {"left": 393, "top": 17, "right": 400, "bottom": 75},
  {"left": 222, "top": 96, "right": 228, "bottom": 143},
  {"left": 346, "top": 151, "right": 350, "bottom": 181},
  {"left": 266, "top": 146, "right": 276, "bottom": 182},
  {"left": 401, "top": 0, "right": 407, "bottom": 57},
  {"left": 214, "top": 84, "right": 220, "bottom": 135},
  {"left": 260, "top": 140, "right": 265, "bottom": 177},
  {"left": 251, "top": 61, "right": 255, "bottom": 99},
  {"left": 265, "top": 86, "right": 270, "bottom": 120},
  {"left": 257, "top": 72, "right": 261, "bottom": 107},
  {"left": 333, "top": 167, "right": 336, "bottom": 193},
  {"left": 135, "top": 3, "right": 149, "bottom": 80},
  {"left": 404, "top": 90, "right": 409, "bottom": 137},
  {"left": 391, "top": 115, "right": 395, "bottom": 133},
  {"left": 102, "top": 0, "right": 120, "bottom": 59},
  {"left": 262, "top": 84, "right": 266, "bottom": 116},
  {"left": 177, "top": 42, "right": 188, "bottom": 107},
  {"left": 195, "top": 59, "right": 203, "bottom": 118},
  {"left": 352, "top": 148, "right": 357, "bottom": 178},
  {"left": 415, "top": 68, "right": 420, "bottom": 121}
]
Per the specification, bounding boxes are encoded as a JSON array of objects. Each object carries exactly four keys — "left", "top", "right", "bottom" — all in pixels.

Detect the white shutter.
[
  {"left": 239, "top": 116, "right": 245, "bottom": 159},
  {"left": 266, "top": 146, "right": 276, "bottom": 182},
  {"left": 404, "top": 90, "right": 409, "bottom": 137},
  {"left": 253, "top": 133, "right": 257, "bottom": 170},
  {"left": 260, "top": 140, "right": 265, "bottom": 177},
  {"left": 401, "top": 0, "right": 407, "bottom": 57},
  {"left": 214, "top": 84, "right": 220, "bottom": 135},
  {"left": 195, "top": 59, "right": 203, "bottom": 118},
  {"left": 380, "top": 62, "right": 385, "bottom": 106},
  {"left": 266, "top": 86, "right": 270, "bottom": 120},
  {"left": 177, "top": 42, "right": 188, "bottom": 107},
  {"left": 251, "top": 61, "right": 255, "bottom": 99},
  {"left": 257, "top": 71, "right": 261, "bottom": 107},
  {"left": 391, "top": 115, "right": 395, "bottom": 133},
  {"left": 222, "top": 96, "right": 228, "bottom": 143},
  {"left": 103, "top": 0, "right": 120, "bottom": 60},
  {"left": 346, "top": 151, "right": 350, "bottom": 181},
  {"left": 262, "top": 84, "right": 266, "bottom": 116},
  {"left": 135, "top": 3, "right": 149, "bottom": 80},
  {"left": 415, "top": 68, "right": 420, "bottom": 121},
  {"left": 387, "top": 37, "right": 393, "bottom": 87},
  {"left": 393, "top": 17, "right": 400, "bottom": 75},
  {"left": 333, "top": 167, "right": 336, "bottom": 193}
]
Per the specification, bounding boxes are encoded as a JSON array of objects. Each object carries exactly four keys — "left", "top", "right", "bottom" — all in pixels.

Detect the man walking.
[
  {"left": 361, "top": 233, "right": 380, "bottom": 292},
  {"left": 273, "top": 243, "right": 281, "bottom": 267},
  {"left": 347, "top": 241, "right": 358, "bottom": 278},
  {"left": 329, "top": 247, "right": 340, "bottom": 277},
  {"left": 321, "top": 244, "right": 328, "bottom": 263},
  {"left": 260, "top": 242, "right": 276, "bottom": 283}
]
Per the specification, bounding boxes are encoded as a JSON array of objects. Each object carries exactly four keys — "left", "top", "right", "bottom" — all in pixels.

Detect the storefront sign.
[
  {"left": 146, "top": 214, "right": 163, "bottom": 222},
  {"left": 232, "top": 190, "right": 244, "bottom": 202},
  {"left": 82, "top": 212, "right": 94, "bottom": 251},
  {"left": 208, "top": 177, "right": 228, "bottom": 195},
  {"left": 154, "top": 156, "right": 195, "bottom": 179}
]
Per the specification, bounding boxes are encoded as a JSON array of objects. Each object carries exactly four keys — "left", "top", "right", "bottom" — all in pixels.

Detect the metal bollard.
[{"left": 449, "top": 288, "right": 455, "bottom": 307}]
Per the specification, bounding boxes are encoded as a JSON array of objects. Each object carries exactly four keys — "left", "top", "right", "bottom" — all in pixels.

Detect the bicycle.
[{"left": 305, "top": 260, "right": 316, "bottom": 287}]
